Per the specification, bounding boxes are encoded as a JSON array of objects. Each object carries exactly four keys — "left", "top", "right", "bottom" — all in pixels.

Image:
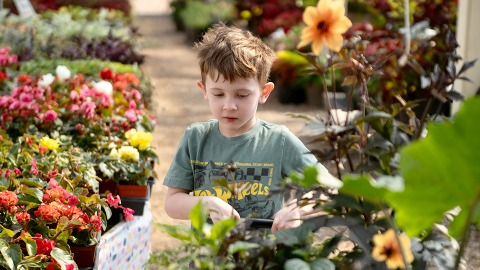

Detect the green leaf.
[
  {"left": 17, "top": 255, "right": 44, "bottom": 268},
  {"left": 0, "top": 244, "right": 21, "bottom": 270},
  {"left": 0, "top": 225, "right": 15, "bottom": 238},
  {"left": 387, "top": 97, "right": 480, "bottom": 238},
  {"left": 210, "top": 218, "right": 237, "bottom": 240},
  {"left": 189, "top": 202, "right": 208, "bottom": 232},
  {"left": 310, "top": 258, "right": 335, "bottom": 270},
  {"left": 284, "top": 258, "right": 310, "bottom": 270},
  {"left": 20, "top": 186, "right": 43, "bottom": 202},
  {"left": 275, "top": 223, "right": 314, "bottom": 246},
  {"left": 156, "top": 224, "right": 192, "bottom": 241},
  {"left": 50, "top": 247, "right": 76, "bottom": 269},
  {"left": 340, "top": 174, "right": 404, "bottom": 204},
  {"left": 227, "top": 241, "right": 260, "bottom": 254}
]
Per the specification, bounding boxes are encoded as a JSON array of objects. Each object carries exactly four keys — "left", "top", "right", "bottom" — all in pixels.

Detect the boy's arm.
[
  {"left": 164, "top": 187, "right": 241, "bottom": 222},
  {"left": 271, "top": 192, "right": 315, "bottom": 233}
]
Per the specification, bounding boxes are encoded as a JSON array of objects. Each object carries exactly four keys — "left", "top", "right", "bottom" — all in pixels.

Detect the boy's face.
[{"left": 198, "top": 72, "right": 274, "bottom": 137}]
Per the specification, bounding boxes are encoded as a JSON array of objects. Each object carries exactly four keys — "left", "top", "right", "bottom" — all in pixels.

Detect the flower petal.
[
  {"left": 331, "top": 16, "right": 353, "bottom": 33},
  {"left": 303, "top": 6, "right": 319, "bottom": 25},
  {"left": 324, "top": 32, "right": 344, "bottom": 52},
  {"left": 311, "top": 38, "right": 325, "bottom": 55}
]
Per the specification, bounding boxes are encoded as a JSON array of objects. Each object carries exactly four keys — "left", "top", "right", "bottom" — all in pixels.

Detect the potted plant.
[
  {"left": 0, "top": 131, "right": 134, "bottom": 269},
  {"left": 96, "top": 128, "right": 158, "bottom": 215}
]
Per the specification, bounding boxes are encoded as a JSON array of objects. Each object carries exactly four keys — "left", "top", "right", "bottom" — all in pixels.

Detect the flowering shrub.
[
  {"left": 0, "top": 131, "right": 134, "bottom": 269},
  {"left": 0, "top": 65, "right": 155, "bottom": 148}
]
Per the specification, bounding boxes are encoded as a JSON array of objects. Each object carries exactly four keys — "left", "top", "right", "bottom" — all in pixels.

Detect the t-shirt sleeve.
[
  {"left": 281, "top": 127, "right": 324, "bottom": 178},
  {"left": 162, "top": 128, "right": 195, "bottom": 191}
]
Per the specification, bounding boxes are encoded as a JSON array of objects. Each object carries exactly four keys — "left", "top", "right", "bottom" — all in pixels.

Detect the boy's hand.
[
  {"left": 271, "top": 202, "right": 302, "bottom": 232},
  {"left": 203, "top": 196, "right": 241, "bottom": 223}
]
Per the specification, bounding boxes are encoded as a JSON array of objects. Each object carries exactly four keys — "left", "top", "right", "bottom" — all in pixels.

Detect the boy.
[{"left": 163, "top": 23, "right": 323, "bottom": 232}]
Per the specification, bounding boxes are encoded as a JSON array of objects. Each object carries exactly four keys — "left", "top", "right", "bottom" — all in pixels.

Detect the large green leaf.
[{"left": 387, "top": 97, "right": 480, "bottom": 238}]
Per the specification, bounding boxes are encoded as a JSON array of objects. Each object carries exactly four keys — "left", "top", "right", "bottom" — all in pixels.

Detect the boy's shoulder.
[
  {"left": 185, "top": 120, "right": 217, "bottom": 134},
  {"left": 257, "top": 119, "right": 290, "bottom": 133}
]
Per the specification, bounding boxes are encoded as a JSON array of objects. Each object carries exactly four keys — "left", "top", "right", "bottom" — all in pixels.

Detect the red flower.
[
  {"left": 15, "top": 211, "right": 31, "bottom": 223},
  {"left": 0, "top": 190, "right": 18, "bottom": 210},
  {"left": 89, "top": 214, "right": 103, "bottom": 232},
  {"left": 34, "top": 233, "right": 55, "bottom": 255},
  {"left": 0, "top": 71, "right": 7, "bottom": 81},
  {"left": 34, "top": 204, "right": 61, "bottom": 223},
  {"left": 100, "top": 68, "right": 114, "bottom": 80}
]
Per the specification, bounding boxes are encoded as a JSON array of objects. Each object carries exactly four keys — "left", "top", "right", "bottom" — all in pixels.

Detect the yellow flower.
[
  {"left": 371, "top": 229, "right": 414, "bottom": 269},
  {"left": 297, "top": 0, "right": 352, "bottom": 54},
  {"left": 39, "top": 136, "right": 60, "bottom": 151},
  {"left": 125, "top": 129, "right": 152, "bottom": 150},
  {"left": 118, "top": 146, "right": 139, "bottom": 161},
  {"left": 109, "top": 148, "right": 120, "bottom": 158}
]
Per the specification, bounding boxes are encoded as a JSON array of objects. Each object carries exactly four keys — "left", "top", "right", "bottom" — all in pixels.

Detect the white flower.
[
  {"left": 93, "top": 80, "right": 113, "bottom": 97},
  {"left": 38, "top": 73, "right": 55, "bottom": 87},
  {"left": 56, "top": 65, "right": 71, "bottom": 81}
]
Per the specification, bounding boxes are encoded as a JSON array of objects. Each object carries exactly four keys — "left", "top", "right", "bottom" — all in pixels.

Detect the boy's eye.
[
  {"left": 212, "top": 93, "right": 224, "bottom": 97},
  {"left": 237, "top": 94, "right": 249, "bottom": 98}
]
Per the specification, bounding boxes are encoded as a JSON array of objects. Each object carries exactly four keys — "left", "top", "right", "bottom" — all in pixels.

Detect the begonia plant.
[{"left": 0, "top": 131, "right": 134, "bottom": 270}]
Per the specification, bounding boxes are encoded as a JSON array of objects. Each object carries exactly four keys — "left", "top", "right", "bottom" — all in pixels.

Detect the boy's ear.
[
  {"left": 259, "top": 82, "right": 274, "bottom": 104},
  {"left": 197, "top": 80, "right": 208, "bottom": 100}
]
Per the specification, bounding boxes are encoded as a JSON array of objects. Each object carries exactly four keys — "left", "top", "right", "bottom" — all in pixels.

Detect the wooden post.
[{"left": 453, "top": 0, "right": 480, "bottom": 113}]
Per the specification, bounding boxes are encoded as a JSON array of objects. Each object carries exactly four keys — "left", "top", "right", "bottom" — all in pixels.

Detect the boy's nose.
[{"left": 223, "top": 98, "right": 237, "bottom": 110}]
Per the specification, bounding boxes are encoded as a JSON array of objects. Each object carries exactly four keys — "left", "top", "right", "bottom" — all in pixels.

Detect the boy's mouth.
[{"left": 224, "top": 117, "right": 237, "bottom": 122}]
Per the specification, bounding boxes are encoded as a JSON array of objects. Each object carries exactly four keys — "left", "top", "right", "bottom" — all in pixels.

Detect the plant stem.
[
  {"left": 403, "top": 0, "right": 411, "bottom": 55},
  {"left": 383, "top": 206, "right": 412, "bottom": 270},
  {"left": 415, "top": 97, "right": 433, "bottom": 139},
  {"left": 321, "top": 74, "right": 332, "bottom": 120}
]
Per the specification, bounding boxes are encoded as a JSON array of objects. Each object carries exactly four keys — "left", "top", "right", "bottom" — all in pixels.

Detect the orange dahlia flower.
[
  {"left": 297, "top": 0, "right": 352, "bottom": 54},
  {"left": 371, "top": 229, "right": 414, "bottom": 269}
]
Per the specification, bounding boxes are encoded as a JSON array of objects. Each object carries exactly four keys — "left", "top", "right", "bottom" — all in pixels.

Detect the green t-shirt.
[{"left": 163, "top": 119, "right": 320, "bottom": 219}]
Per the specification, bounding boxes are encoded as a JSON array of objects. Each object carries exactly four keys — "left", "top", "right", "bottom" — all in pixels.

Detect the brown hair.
[{"left": 194, "top": 23, "right": 277, "bottom": 86}]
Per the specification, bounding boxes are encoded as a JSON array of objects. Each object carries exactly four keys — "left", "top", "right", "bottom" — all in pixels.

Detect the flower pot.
[
  {"left": 117, "top": 184, "right": 149, "bottom": 198},
  {"left": 71, "top": 244, "right": 97, "bottom": 269}
]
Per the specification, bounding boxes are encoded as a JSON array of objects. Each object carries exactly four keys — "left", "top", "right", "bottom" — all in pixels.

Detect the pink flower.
[
  {"left": 70, "top": 90, "right": 79, "bottom": 102},
  {"left": 123, "top": 207, "right": 135, "bottom": 221},
  {"left": 107, "top": 193, "right": 121, "bottom": 208},
  {"left": 43, "top": 109, "right": 58, "bottom": 123},
  {"left": 30, "top": 158, "right": 39, "bottom": 176},
  {"left": 131, "top": 89, "right": 142, "bottom": 100},
  {"left": 125, "top": 109, "right": 137, "bottom": 122},
  {"left": 47, "top": 169, "right": 58, "bottom": 179},
  {"left": 80, "top": 101, "right": 96, "bottom": 118},
  {"left": 128, "top": 100, "right": 137, "bottom": 110}
]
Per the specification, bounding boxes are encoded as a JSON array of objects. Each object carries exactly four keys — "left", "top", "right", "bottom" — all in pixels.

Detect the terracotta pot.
[
  {"left": 117, "top": 184, "right": 149, "bottom": 198},
  {"left": 71, "top": 244, "right": 96, "bottom": 268}
]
